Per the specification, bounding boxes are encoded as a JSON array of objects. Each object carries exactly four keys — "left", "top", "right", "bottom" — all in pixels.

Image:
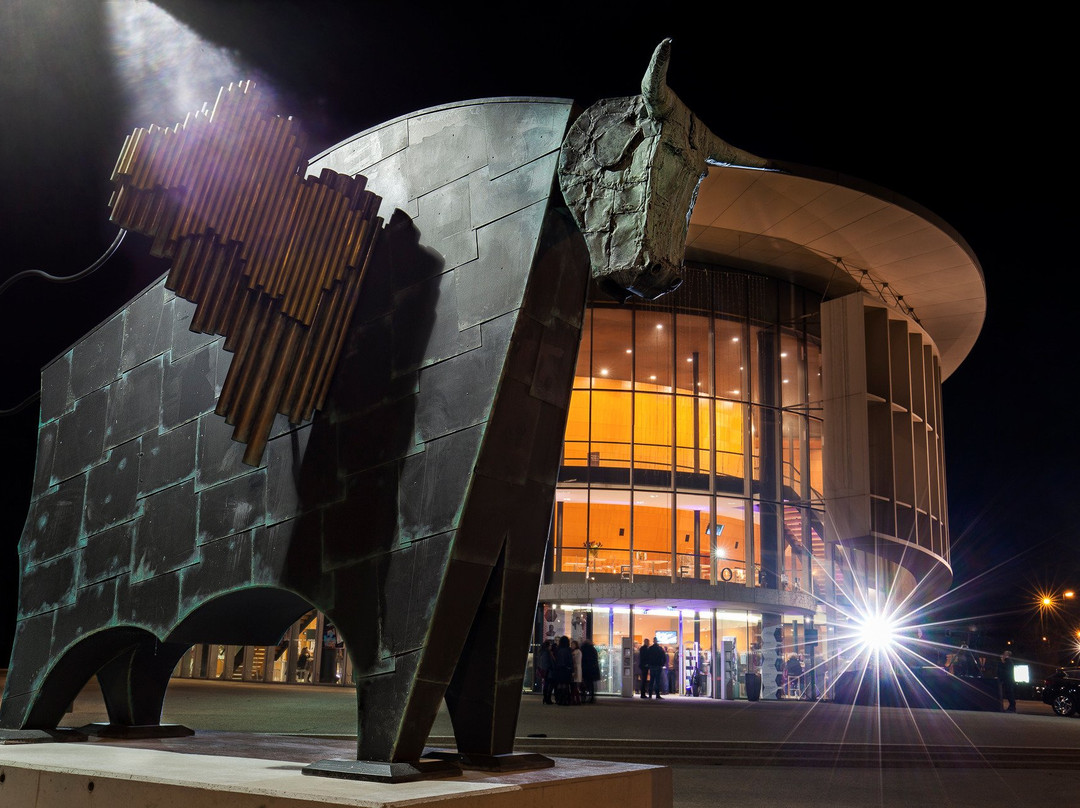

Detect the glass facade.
[
  {"left": 554, "top": 266, "right": 825, "bottom": 598},
  {"left": 534, "top": 603, "right": 829, "bottom": 701}
]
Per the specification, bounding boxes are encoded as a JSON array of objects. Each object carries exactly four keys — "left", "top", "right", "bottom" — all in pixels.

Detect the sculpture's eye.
[{"left": 594, "top": 123, "right": 643, "bottom": 169}]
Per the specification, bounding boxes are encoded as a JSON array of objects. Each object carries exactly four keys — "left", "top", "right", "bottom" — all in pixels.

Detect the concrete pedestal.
[{"left": 0, "top": 739, "right": 671, "bottom": 808}]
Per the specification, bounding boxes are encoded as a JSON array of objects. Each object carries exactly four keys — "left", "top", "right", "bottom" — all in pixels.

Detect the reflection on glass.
[
  {"left": 782, "top": 410, "right": 804, "bottom": 494},
  {"left": 780, "top": 331, "right": 802, "bottom": 408}
]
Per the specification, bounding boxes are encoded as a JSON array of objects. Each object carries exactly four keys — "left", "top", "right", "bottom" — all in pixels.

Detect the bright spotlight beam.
[
  {"left": 855, "top": 611, "right": 898, "bottom": 654},
  {"left": 107, "top": 0, "right": 263, "bottom": 127}
]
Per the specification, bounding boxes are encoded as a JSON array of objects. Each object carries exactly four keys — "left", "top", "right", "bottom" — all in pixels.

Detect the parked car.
[{"left": 1042, "top": 668, "right": 1080, "bottom": 716}]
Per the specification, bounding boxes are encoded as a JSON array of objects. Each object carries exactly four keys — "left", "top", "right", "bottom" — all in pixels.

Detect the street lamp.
[{"left": 1036, "top": 587, "right": 1079, "bottom": 666}]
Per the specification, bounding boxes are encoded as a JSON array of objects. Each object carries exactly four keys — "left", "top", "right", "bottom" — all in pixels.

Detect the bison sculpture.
[{"left": 0, "top": 40, "right": 767, "bottom": 781}]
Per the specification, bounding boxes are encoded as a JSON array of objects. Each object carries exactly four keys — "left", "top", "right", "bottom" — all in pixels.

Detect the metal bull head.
[{"left": 559, "top": 38, "right": 771, "bottom": 301}]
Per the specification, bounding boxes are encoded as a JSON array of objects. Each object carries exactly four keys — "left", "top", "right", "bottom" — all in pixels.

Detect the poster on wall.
[
  {"left": 321, "top": 620, "right": 343, "bottom": 683},
  {"left": 542, "top": 604, "right": 563, "bottom": 643},
  {"left": 570, "top": 610, "right": 589, "bottom": 643}
]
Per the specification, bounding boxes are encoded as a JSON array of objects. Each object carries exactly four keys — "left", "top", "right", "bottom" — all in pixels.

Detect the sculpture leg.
[
  {"left": 0, "top": 614, "right": 93, "bottom": 742},
  {"left": 85, "top": 638, "right": 193, "bottom": 737},
  {"left": 442, "top": 531, "right": 552, "bottom": 771},
  {"left": 439, "top": 204, "right": 588, "bottom": 769},
  {"left": 1, "top": 625, "right": 172, "bottom": 742}
]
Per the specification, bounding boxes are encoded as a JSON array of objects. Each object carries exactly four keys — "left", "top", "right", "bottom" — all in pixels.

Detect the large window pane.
[
  {"left": 676, "top": 313, "right": 712, "bottom": 396},
  {"left": 715, "top": 400, "right": 745, "bottom": 481},
  {"left": 590, "top": 391, "right": 631, "bottom": 470},
  {"left": 635, "top": 310, "right": 672, "bottom": 391},
  {"left": 808, "top": 509, "right": 826, "bottom": 602},
  {"left": 575, "top": 308, "right": 593, "bottom": 381},
  {"left": 807, "top": 340, "right": 822, "bottom": 406},
  {"left": 782, "top": 504, "right": 810, "bottom": 592},
  {"left": 587, "top": 490, "right": 631, "bottom": 576},
  {"left": 674, "top": 492, "right": 710, "bottom": 580},
  {"left": 563, "top": 389, "right": 590, "bottom": 468},
  {"left": 675, "top": 394, "right": 711, "bottom": 480},
  {"left": 752, "top": 323, "right": 778, "bottom": 406},
  {"left": 780, "top": 330, "right": 802, "bottom": 408},
  {"left": 633, "top": 391, "right": 672, "bottom": 479},
  {"left": 606, "top": 607, "right": 630, "bottom": 693},
  {"left": 715, "top": 317, "right": 746, "bottom": 401},
  {"left": 782, "top": 411, "right": 804, "bottom": 496},
  {"left": 553, "top": 492, "right": 631, "bottom": 577},
  {"left": 714, "top": 496, "right": 750, "bottom": 585},
  {"left": 808, "top": 417, "right": 823, "bottom": 502},
  {"left": 589, "top": 308, "right": 632, "bottom": 387},
  {"left": 633, "top": 491, "right": 671, "bottom": 577},
  {"left": 554, "top": 498, "right": 588, "bottom": 574}
]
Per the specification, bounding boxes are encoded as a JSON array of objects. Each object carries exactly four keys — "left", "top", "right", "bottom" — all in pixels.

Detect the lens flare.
[{"left": 853, "top": 609, "right": 899, "bottom": 654}]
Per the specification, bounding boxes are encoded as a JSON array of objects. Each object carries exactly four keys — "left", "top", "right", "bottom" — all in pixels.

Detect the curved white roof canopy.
[{"left": 686, "top": 162, "right": 986, "bottom": 379}]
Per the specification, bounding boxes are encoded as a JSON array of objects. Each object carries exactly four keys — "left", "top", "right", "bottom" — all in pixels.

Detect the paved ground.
[{"left": 4, "top": 672, "right": 1080, "bottom": 806}]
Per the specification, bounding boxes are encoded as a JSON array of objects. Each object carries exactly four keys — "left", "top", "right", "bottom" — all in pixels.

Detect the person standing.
[
  {"left": 638, "top": 638, "right": 651, "bottom": 698},
  {"left": 580, "top": 640, "right": 601, "bottom": 703},
  {"left": 648, "top": 638, "right": 665, "bottom": 700},
  {"left": 570, "top": 640, "right": 583, "bottom": 705},
  {"left": 297, "top": 646, "right": 310, "bottom": 682},
  {"left": 553, "top": 636, "right": 574, "bottom": 705},
  {"left": 785, "top": 653, "right": 803, "bottom": 697},
  {"left": 537, "top": 640, "right": 554, "bottom": 704},
  {"left": 999, "top": 649, "right": 1016, "bottom": 712}
]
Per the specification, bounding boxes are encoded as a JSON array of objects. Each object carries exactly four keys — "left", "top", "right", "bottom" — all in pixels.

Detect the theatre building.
[
  {"left": 533, "top": 161, "right": 984, "bottom": 700},
  {"left": 173, "top": 160, "right": 983, "bottom": 701}
]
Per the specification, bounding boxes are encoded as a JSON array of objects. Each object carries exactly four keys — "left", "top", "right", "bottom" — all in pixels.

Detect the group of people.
[
  {"left": 947, "top": 644, "right": 1018, "bottom": 712},
  {"left": 638, "top": 637, "right": 671, "bottom": 699},
  {"left": 536, "top": 637, "right": 601, "bottom": 705}
]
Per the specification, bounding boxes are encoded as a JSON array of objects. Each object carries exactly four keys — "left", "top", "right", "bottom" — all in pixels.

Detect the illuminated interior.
[{"left": 553, "top": 267, "right": 825, "bottom": 597}]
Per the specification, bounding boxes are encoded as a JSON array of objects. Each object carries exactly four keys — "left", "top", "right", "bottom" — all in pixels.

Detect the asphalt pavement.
[{"left": 3, "top": 672, "right": 1080, "bottom": 806}]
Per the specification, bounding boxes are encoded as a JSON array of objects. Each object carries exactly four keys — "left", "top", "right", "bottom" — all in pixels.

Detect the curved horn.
[
  {"left": 642, "top": 38, "right": 674, "bottom": 119},
  {"left": 702, "top": 127, "right": 772, "bottom": 170}
]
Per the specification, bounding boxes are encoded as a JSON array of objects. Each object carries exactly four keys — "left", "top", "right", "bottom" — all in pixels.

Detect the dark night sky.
[{"left": 1, "top": 1, "right": 1076, "bottom": 665}]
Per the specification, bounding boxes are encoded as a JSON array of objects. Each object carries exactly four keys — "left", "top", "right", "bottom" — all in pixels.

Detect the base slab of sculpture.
[{"left": 0, "top": 740, "right": 672, "bottom": 808}]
